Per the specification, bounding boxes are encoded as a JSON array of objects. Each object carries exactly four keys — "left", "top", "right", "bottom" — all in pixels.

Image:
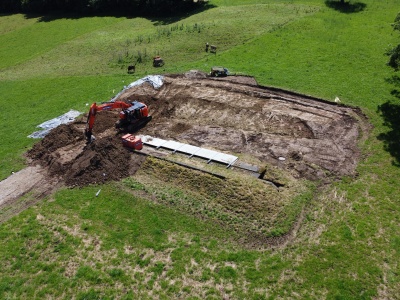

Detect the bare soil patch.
[
  {"left": 26, "top": 117, "right": 146, "bottom": 187},
  {"left": 20, "top": 71, "right": 369, "bottom": 188},
  {"left": 118, "top": 71, "right": 369, "bottom": 181}
]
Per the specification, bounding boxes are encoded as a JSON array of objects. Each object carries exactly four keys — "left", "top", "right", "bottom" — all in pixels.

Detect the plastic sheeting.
[
  {"left": 110, "top": 75, "right": 164, "bottom": 102},
  {"left": 28, "top": 110, "right": 81, "bottom": 138}
]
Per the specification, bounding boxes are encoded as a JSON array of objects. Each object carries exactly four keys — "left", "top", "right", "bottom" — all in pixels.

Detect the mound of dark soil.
[
  {"left": 64, "top": 136, "right": 131, "bottom": 187},
  {"left": 28, "top": 124, "right": 84, "bottom": 160},
  {"left": 27, "top": 122, "right": 145, "bottom": 187}
]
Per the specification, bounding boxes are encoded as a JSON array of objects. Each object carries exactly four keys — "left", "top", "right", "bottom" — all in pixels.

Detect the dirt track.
[{"left": 0, "top": 165, "right": 60, "bottom": 223}]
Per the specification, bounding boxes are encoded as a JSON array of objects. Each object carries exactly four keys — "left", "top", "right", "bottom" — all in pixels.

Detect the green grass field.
[{"left": 1, "top": 0, "right": 400, "bottom": 298}]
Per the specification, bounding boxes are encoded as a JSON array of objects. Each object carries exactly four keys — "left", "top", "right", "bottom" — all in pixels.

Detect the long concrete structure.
[{"left": 140, "top": 135, "right": 238, "bottom": 167}]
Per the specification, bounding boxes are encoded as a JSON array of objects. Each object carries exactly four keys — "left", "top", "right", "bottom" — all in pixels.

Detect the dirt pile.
[
  {"left": 26, "top": 72, "right": 369, "bottom": 188},
  {"left": 28, "top": 123, "right": 84, "bottom": 160},
  {"left": 27, "top": 113, "right": 145, "bottom": 187},
  {"left": 64, "top": 136, "right": 131, "bottom": 187}
]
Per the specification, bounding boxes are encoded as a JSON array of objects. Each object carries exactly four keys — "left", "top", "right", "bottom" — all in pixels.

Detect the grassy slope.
[
  {"left": 1, "top": 0, "right": 400, "bottom": 298},
  {"left": 129, "top": 157, "right": 310, "bottom": 239}
]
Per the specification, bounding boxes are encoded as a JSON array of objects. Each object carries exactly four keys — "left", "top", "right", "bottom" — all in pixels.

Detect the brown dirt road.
[{"left": 0, "top": 165, "right": 60, "bottom": 223}]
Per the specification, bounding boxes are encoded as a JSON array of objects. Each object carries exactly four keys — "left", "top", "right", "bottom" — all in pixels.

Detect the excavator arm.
[{"left": 85, "top": 101, "right": 132, "bottom": 142}]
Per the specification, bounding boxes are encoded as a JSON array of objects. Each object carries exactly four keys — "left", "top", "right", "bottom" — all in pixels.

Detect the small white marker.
[{"left": 96, "top": 189, "right": 101, "bottom": 197}]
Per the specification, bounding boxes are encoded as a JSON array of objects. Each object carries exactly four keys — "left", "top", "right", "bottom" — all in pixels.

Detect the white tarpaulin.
[
  {"left": 110, "top": 75, "right": 164, "bottom": 102},
  {"left": 28, "top": 110, "right": 81, "bottom": 138}
]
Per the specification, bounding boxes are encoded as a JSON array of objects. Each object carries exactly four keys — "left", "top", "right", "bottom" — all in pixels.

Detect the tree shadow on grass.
[
  {"left": 377, "top": 98, "right": 400, "bottom": 167},
  {"left": 22, "top": 2, "right": 215, "bottom": 24},
  {"left": 147, "top": 3, "right": 216, "bottom": 26},
  {"left": 386, "top": 75, "right": 400, "bottom": 99},
  {"left": 325, "top": 0, "right": 366, "bottom": 13}
]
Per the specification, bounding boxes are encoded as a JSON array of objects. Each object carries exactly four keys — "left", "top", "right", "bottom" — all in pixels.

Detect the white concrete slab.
[
  {"left": 161, "top": 140, "right": 184, "bottom": 152},
  {"left": 141, "top": 136, "right": 166, "bottom": 147},
  {"left": 139, "top": 135, "right": 237, "bottom": 167},
  {"left": 177, "top": 144, "right": 201, "bottom": 155}
]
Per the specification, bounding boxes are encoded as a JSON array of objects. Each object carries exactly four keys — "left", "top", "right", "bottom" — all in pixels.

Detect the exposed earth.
[
  {"left": 122, "top": 71, "right": 368, "bottom": 181},
  {"left": 1, "top": 71, "right": 369, "bottom": 224}
]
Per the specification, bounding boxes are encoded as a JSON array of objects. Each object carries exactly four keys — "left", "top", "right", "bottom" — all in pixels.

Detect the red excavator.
[{"left": 85, "top": 100, "right": 151, "bottom": 142}]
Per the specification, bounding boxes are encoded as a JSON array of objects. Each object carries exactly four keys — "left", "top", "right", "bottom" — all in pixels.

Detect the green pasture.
[{"left": 1, "top": 0, "right": 400, "bottom": 298}]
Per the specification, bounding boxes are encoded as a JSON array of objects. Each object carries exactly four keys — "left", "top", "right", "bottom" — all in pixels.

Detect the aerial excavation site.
[{"left": 0, "top": 70, "right": 369, "bottom": 244}]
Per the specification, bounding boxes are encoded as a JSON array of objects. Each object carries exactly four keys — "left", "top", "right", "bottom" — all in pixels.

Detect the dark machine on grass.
[
  {"left": 153, "top": 56, "right": 164, "bottom": 67},
  {"left": 210, "top": 66, "right": 228, "bottom": 77}
]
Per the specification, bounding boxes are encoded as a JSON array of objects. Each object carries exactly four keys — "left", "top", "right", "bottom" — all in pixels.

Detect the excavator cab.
[{"left": 116, "top": 101, "right": 150, "bottom": 131}]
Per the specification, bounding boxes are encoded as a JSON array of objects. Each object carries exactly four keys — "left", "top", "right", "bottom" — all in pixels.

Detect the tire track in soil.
[{"left": 0, "top": 165, "right": 60, "bottom": 224}]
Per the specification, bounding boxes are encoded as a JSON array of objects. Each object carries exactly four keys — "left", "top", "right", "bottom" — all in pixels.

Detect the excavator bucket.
[{"left": 85, "top": 129, "right": 95, "bottom": 143}]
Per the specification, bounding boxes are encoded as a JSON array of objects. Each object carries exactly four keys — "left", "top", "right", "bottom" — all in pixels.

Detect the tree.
[
  {"left": 393, "top": 12, "right": 400, "bottom": 31},
  {"left": 0, "top": 0, "right": 206, "bottom": 15},
  {"left": 388, "top": 13, "right": 400, "bottom": 71}
]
